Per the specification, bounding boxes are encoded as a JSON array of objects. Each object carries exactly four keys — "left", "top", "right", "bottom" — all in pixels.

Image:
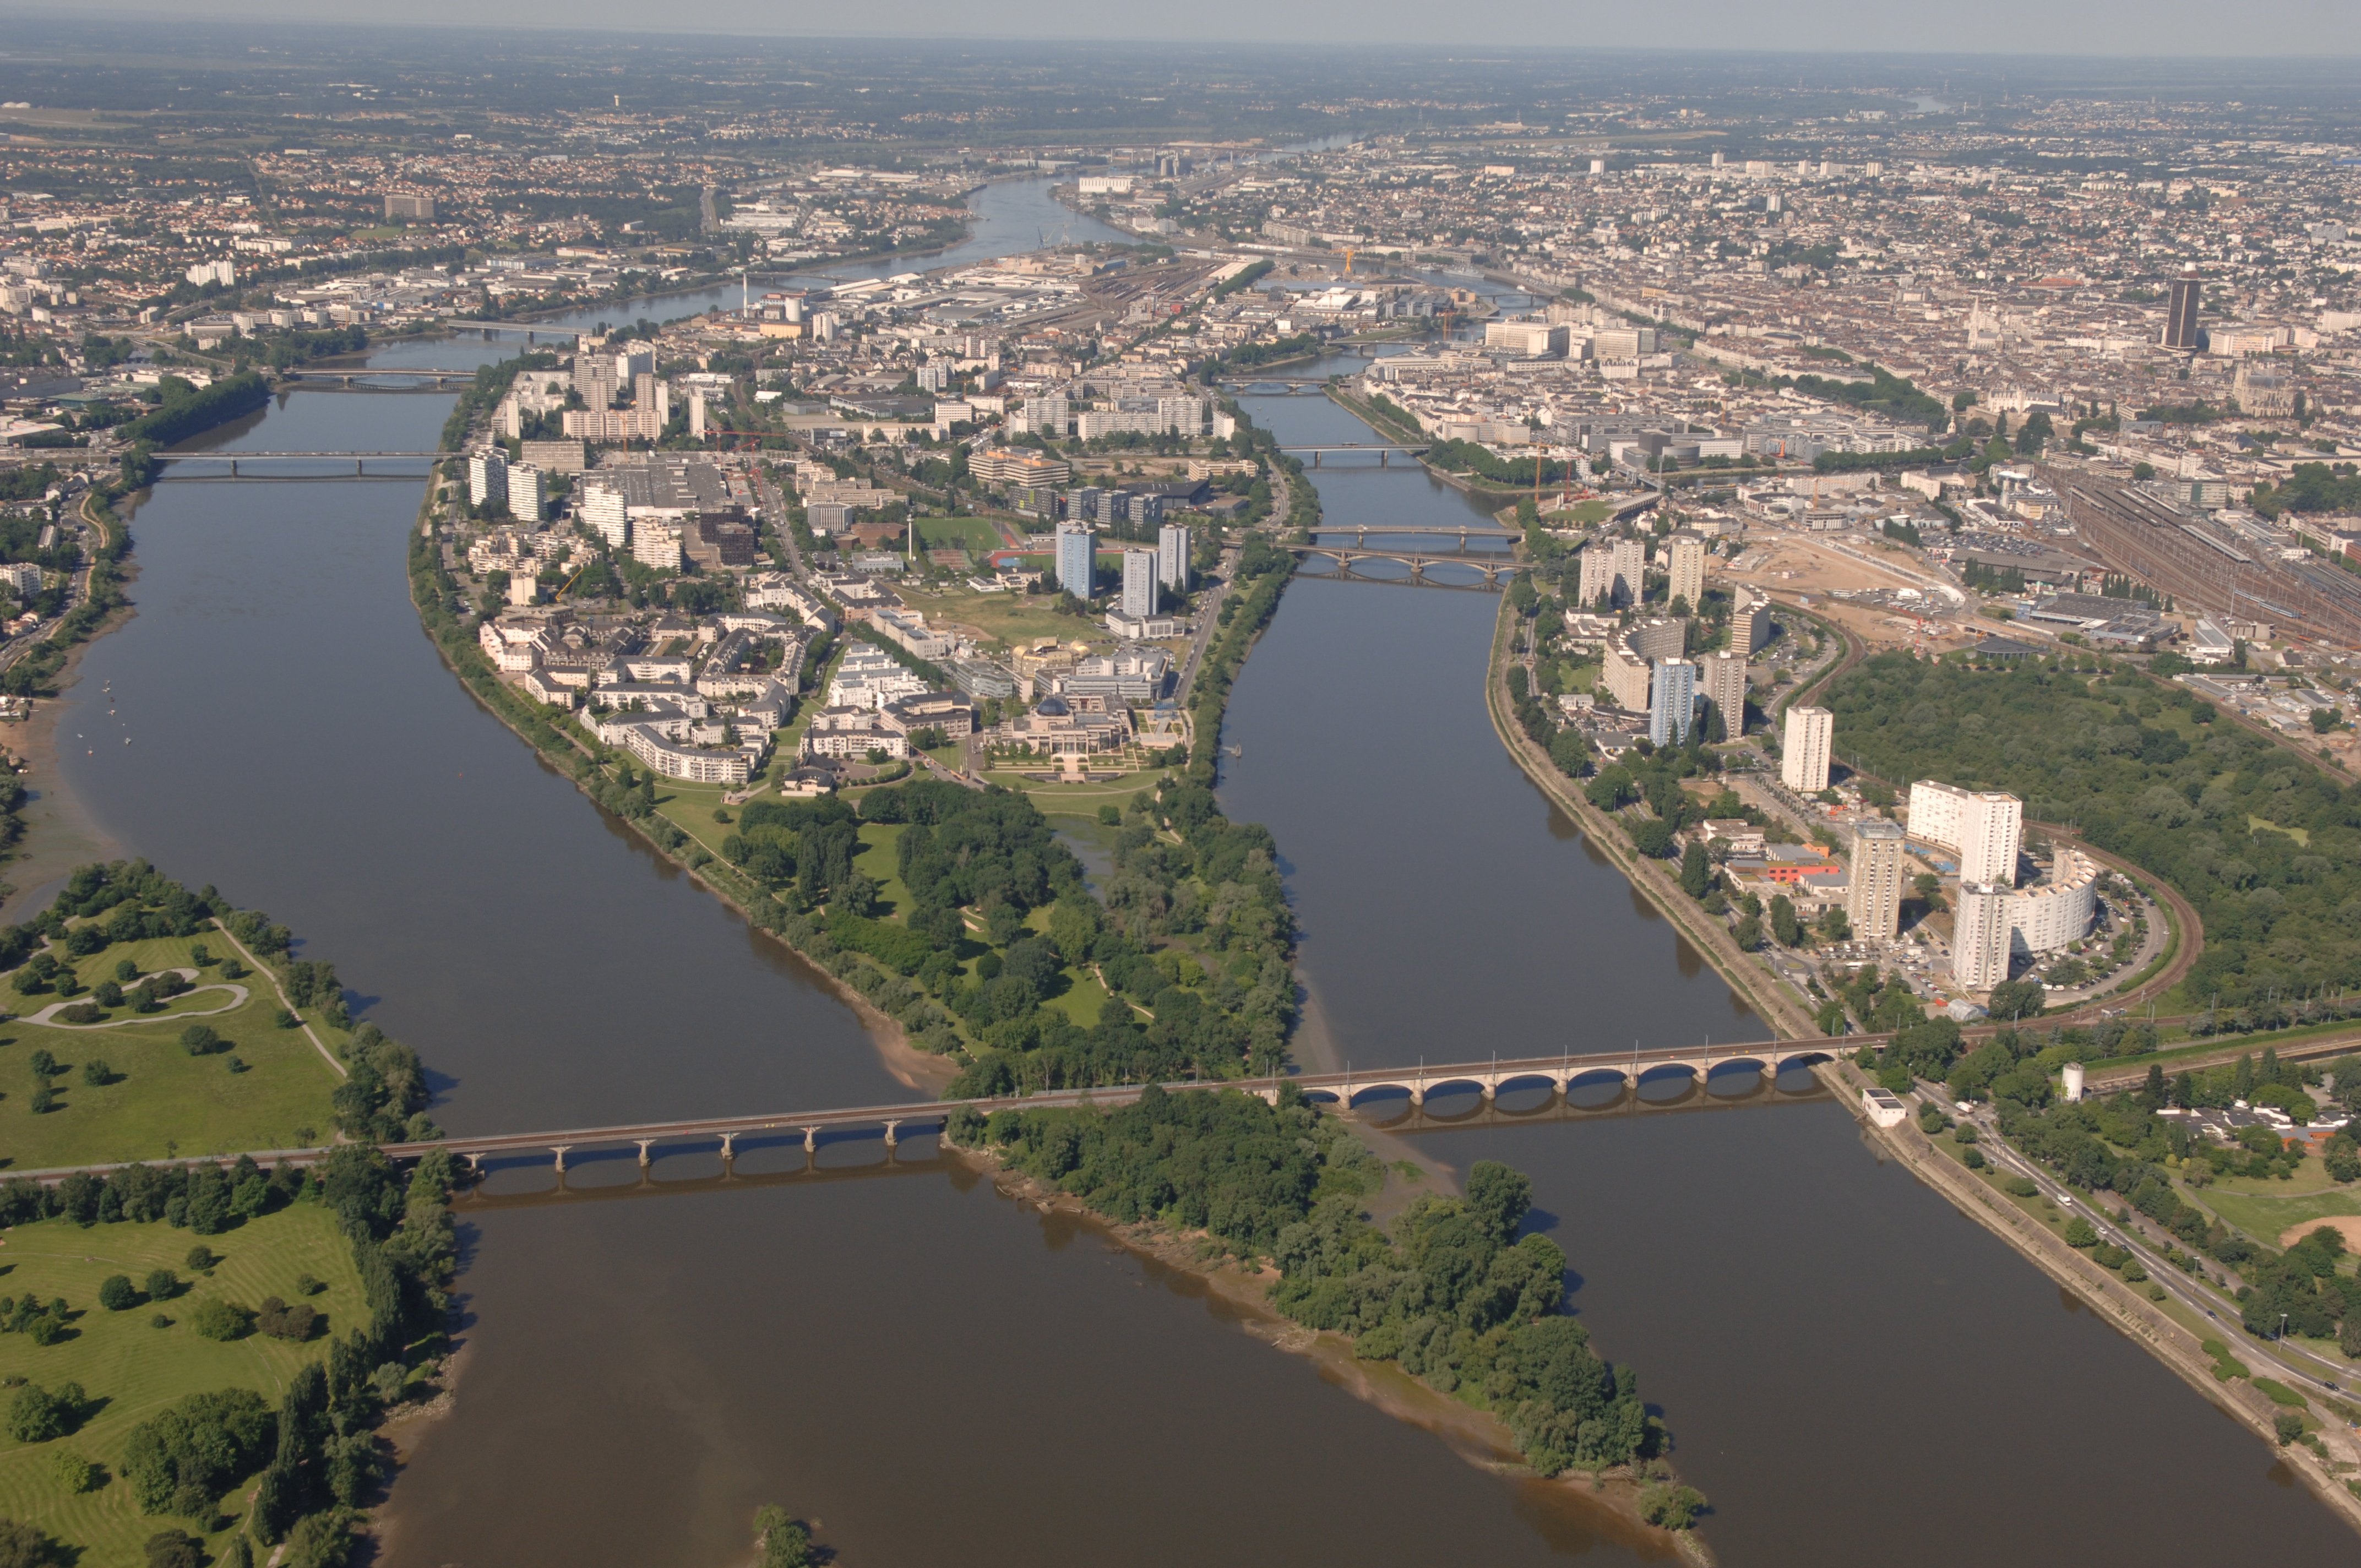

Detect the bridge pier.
[
  {"left": 882, "top": 1120, "right": 900, "bottom": 1149},
  {"left": 551, "top": 1145, "right": 570, "bottom": 1173},
  {"left": 718, "top": 1131, "right": 737, "bottom": 1162},
  {"left": 1379, "top": 449, "right": 1389, "bottom": 467},
  {"left": 802, "top": 1126, "right": 819, "bottom": 1154},
  {"left": 635, "top": 1139, "right": 653, "bottom": 1168}
]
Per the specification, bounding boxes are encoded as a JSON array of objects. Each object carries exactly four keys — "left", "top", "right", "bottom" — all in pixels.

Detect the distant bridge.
[
  {"left": 6, "top": 1042, "right": 1848, "bottom": 1186},
  {"left": 154, "top": 451, "right": 445, "bottom": 478},
  {"left": 1311, "top": 523, "right": 1515, "bottom": 543},
  {"left": 1288, "top": 541, "right": 1511, "bottom": 590},
  {"left": 440, "top": 320, "right": 581, "bottom": 340},
  {"left": 279, "top": 369, "right": 483, "bottom": 389},
  {"left": 1229, "top": 379, "right": 1336, "bottom": 394},
  {"left": 1276, "top": 444, "right": 1429, "bottom": 466}
]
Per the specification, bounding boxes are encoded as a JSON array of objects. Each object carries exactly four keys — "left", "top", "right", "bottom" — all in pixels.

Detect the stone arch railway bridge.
[{"left": 10, "top": 1042, "right": 1848, "bottom": 1186}]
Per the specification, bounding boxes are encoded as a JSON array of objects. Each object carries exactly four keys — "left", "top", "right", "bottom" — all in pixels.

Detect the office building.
[
  {"left": 1954, "top": 882, "right": 2014, "bottom": 993},
  {"left": 1055, "top": 523, "right": 1095, "bottom": 598},
  {"left": 384, "top": 193, "right": 436, "bottom": 222},
  {"left": 1648, "top": 658, "right": 1696, "bottom": 748},
  {"left": 1701, "top": 649, "right": 1747, "bottom": 738},
  {"left": 468, "top": 448, "right": 508, "bottom": 511},
  {"left": 1157, "top": 523, "right": 1190, "bottom": 591},
  {"left": 1122, "top": 548, "right": 1157, "bottom": 618},
  {"left": 1781, "top": 705, "right": 1832, "bottom": 792},
  {"left": 2165, "top": 275, "right": 2203, "bottom": 351},
  {"left": 1847, "top": 819, "right": 1907, "bottom": 941},
  {"left": 1907, "top": 781, "right": 2022, "bottom": 886},
  {"left": 1666, "top": 530, "right": 1706, "bottom": 610}
]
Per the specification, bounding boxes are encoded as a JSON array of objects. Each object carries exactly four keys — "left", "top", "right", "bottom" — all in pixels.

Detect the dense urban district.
[{"left": 4, "top": 28, "right": 2361, "bottom": 1561}]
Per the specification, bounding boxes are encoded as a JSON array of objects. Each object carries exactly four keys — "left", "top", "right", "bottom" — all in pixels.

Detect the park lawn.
[
  {"left": 911, "top": 515, "right": 1005, "bottom": 555},
  {"left": 851, "top": 824, "right": 912, "bottom": 918},
  {"left": 984, "top": 767, "right": 1171, "bottom": 802},
  {"left": 3, "top": 941, "right": 343, "bottom": 1172},
  {"left": 649, "top": 777, "right": 746, "bottom": 861},
  {"left": 1045, "top": 965, "right": 1116, "bottom": 1028},
  {"left": 2186, "top": 1177, "right": 2361, "bottom": 1247},
  {"left": 895, "top": 582, "right": 1105, "bottom": 652},
  {"left": 0, "top": 1201, "right": 366, "bottom": 1566}
]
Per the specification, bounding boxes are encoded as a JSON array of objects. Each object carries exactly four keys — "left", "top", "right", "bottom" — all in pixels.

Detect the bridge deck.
[{"left": 4, "top": 1041, "right": 1849, "bottom": 1184}]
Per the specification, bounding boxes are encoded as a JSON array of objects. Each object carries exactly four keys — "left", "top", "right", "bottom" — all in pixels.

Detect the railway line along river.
[{"left": 25, "top": 221, "right": 2357, "bottom": 1561}]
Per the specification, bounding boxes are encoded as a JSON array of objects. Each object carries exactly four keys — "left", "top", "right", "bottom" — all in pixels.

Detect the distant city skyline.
[{"left": 6, "top": 1, "right": 2359, "bottom": 58}]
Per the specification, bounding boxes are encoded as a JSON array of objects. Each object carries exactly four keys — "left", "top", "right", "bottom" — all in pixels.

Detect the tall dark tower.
[{"left": 2164, "top": 275, "right": 2203, "bottom": 351}]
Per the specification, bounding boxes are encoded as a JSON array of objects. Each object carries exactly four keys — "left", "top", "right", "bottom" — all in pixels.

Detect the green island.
[
  {"left": 944, "top": 1085, "right": 1702, "bottom": 1528},
  {"left": 0, "top": 863, "right": 445, "bottom": 1567}
]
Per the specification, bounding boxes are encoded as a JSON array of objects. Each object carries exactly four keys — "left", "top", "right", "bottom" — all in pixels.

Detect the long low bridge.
[
  {"left": 155, "top": 450, "right": 448, "bottom": 477},
  {"left": 1277, "top": 443, "right": 1429, "bottom": 466},
  {"left": 7, "top": 1041, "right": 1845, "bottom": 1186},
  {"left": 1312, "top": 523, "right": 1516, "bottom": 542},
  {"left": 279, "top": 369, "right": 485, "bottom": 388}
]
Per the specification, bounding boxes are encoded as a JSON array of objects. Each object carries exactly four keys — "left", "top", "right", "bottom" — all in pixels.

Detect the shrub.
[
  {"left": 1638, "top": 1482, "right": 1707, "bottom": 1531},
  {"left": 2003, "top": 1175, "right": 2039, "bottom": 1198},
  {"left": 1963, "top": 1147, "right": 1987, "bottom": 1170},
  {"left": 57, "top": 1004, "right": 103, "bottom": 1025},
  {"left": 80, "top": 1059, "right": 114, "bottom": 1086},
  {"left": 2275, "top": 1411, "right": 2306, "bottom": 1445},
  {"left": 99, "top": 1275, "right": 139, "bottom": 1311},
  {"left": 184, "top": 1245, "right": 217, "bottom": 1272},
  {"left": 50, "top": 1449, "right": 98, "bottom": 1494},
  {"left": 187, "top": 1299, "right": 252, "bottom": 1342},
  {"left": 178, "top": 1025, "right": 223, "bottom": 1056}
]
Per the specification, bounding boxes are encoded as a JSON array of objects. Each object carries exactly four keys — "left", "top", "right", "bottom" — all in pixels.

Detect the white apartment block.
[
  {"left": 578, "top": 485, "right": 629, "bottom": 549},
  {"left": 1847, "top": 819, "right": 1907, "bottom": 941},
  {"left": 1701, "top": 650, "right": 1747, "bottom": 736},
  {"left": 1667, "top": 531, "right": 1706, "bottom": 610},
  {"left": 1907, "top": 781, "right": 2023, "bottom": 886},
  {"left": 1121, "top": 548, "right": 1157, "bottom": 618},
  {"left": 1781, "top": 706, "right": 1832, "bottom": 792},
  {"left": 1953, "top": 881, "right": 2015, "bottom": 992}
]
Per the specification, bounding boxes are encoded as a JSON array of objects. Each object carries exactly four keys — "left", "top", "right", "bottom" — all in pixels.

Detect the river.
[{"left": 31, "top": 185, "right": 2355, "bottom": 1562}]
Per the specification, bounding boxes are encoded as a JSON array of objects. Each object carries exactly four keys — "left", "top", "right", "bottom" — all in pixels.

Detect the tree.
[
  {"left": 1678, "top": 840, "right": 1713, "bottom": 899},
  {"left": 1466, "top": 1161, "right": 1534, "bottom": 1245},
  {"left": 754, "top": 1506, "right": 816, "bottom": 1568},
  {"left": 1769, "top": 894, "right": 1800, "bottom": 947},
  {"left": 1987, "top": 979, "right": 2045, "bottom": 1021},
  {"left": 2311, "top": 706, "right": 2341, "bottom": 734},
  {"left": 100, "top": 1273, "right": 139, "bottom": 1311},
  {"left": 1818, "top": 905, "right": 1851, "bottom": 941},
  {"left": 1547, "top": 727, "right": 1590, "bottom": 778},
  {"left": 1732, "top": 912, "right": 1762, "bottom": 950},
  {"left": 1629, "top": 819, "right": 1675, "bottom": 858},
  {"left": 0, "top": 1519, "right": 59, "bottom": 1568},
  {"left": 145, "top": 1531, "right": 204, "bottom": 1568}
]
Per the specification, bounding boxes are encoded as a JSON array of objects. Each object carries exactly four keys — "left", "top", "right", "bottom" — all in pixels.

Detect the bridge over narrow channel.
[
  {"left": 153, "top": 451, "right": 448, "bottom": 478},
  {"left": 7, "top": 1041, "right": 1851, "bottom": 1186}
]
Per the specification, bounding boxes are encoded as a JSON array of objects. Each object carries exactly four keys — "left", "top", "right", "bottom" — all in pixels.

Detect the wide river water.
[{"left": 34, "top": 182, "right": 2354, "bottom": 1563}]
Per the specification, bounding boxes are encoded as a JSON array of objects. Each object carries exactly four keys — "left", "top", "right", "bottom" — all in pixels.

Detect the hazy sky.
[{"left": 21, "top": 0, "right": 2361, "bottom": 57}]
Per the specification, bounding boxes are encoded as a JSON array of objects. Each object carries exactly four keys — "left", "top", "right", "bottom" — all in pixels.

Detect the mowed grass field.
[
  {"left": 2, "top": 934, "right": 345, "bottom": 1172},
  {"left": 0, "top": 1202, "right": 365, "bottom": 1564}
]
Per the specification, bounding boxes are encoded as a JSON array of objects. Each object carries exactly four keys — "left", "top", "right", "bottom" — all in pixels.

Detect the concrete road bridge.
[
  {"left": 1276, "top": 444, "right": 1430, "bottom": 466},
  {"left": 279, "top": 369, "right": 485, "bottom": 389},
  {"left": 1287, "top": 541, "right": 1511, "bottom": 590},
  {"left": 153, "top": 451, "right": 447, "bottom": 478},
  {"left": 7, "top": 1042, "right": 1847, "bottom": 1187},
  {"left": 1311, "top": 523, "right": 1516, "bottom": 544}
]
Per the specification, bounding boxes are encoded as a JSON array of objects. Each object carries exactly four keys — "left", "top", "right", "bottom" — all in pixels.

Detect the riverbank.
[
  {"left": 946, "top": 1134, "right": 1710, "bottom": 1562},
  {"left": 1826, "top": 1057, "right": 2361, "bottom": 1538},
  {"left": 1481, "top": 596, "right": 1815, "bottom": 1038}
]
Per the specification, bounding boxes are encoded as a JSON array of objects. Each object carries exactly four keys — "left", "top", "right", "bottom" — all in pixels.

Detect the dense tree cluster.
[
  {"left": 951, "top": 1088, "right": 1668, "bottom": 1483},
  {"left": 1829, "top": 653, "right": 2361, "bottom": 1009}
]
